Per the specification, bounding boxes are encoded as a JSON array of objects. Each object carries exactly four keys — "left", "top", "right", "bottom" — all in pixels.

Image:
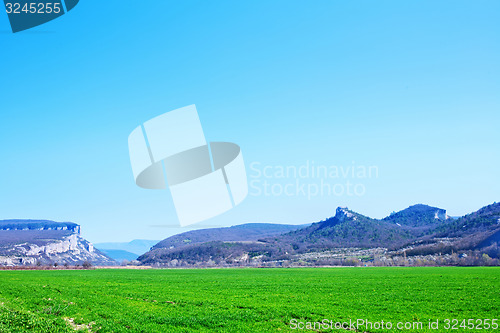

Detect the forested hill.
[
  {"left": 152, "top": 223, "right": 308, "bottom": 252},
  {"left": 139, "top": 203, "right": 500, "bottom": 267}
]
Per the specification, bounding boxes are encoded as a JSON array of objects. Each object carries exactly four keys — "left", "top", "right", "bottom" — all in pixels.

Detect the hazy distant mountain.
[
  {"left": 95, "top": 239, "right": 160, "bottom": 256},
  {"left": 0, "top": 220, "right": 115, "bottom": 266},
  {"left": 99, "top": 249, "right": 139, "bottom": 262},
  {"left": 139, "top": 203, "right": 500, "bottom": 267}
]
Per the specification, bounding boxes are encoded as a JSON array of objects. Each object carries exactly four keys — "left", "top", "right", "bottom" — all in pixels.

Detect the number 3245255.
[{"left": 5, "top": 3, "right": 62, "bottom": 14}]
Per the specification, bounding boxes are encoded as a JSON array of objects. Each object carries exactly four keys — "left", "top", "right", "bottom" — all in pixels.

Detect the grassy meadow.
[{"left": 0, "top": 267, "right": 498, "bottom": 332}]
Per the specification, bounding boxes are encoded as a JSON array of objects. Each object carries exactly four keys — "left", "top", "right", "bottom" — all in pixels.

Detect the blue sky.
[{"left": 1, "top": 0, "right": 499, "bottom": 243}]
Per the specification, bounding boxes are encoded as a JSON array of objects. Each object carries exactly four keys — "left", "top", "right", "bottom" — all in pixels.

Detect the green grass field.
[{"left": 0, "top": 267, "right": 498, "bottom": 332}]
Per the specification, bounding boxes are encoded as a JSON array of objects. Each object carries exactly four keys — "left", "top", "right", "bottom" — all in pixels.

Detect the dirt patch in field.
[{"left": 64, "top": 317, "right": 95, "bottom": 332}]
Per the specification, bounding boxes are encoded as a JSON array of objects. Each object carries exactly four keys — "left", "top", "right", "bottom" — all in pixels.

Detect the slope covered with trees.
[{"left": 139, "top": 203, "right": 500, "bottom": 267}]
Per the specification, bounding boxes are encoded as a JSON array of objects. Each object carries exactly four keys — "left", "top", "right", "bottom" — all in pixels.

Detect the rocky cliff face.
[
  {"left": 335, "top": 207, "right": 355, "bottom": 221},
  {"left": 0, "top": 220, "right": 115, "bottom": 266}
]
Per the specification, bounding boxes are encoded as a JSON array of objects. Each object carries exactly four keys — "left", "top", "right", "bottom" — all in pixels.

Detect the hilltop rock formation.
[{"left": 0, "top": 220, "right": 115, "bottom": 266}]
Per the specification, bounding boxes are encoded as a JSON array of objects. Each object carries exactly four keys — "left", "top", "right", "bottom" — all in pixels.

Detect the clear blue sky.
[{"left": 1, "top": 1, "right": 499, "bottom": 243}]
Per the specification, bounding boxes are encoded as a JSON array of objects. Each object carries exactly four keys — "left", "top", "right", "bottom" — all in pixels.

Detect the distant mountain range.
[
  {"left": 94, "top": 240, "right": 160, "bottom": 262},
  {"left": 0, "top": 220, "right": 115, "bottom": 266},
  {"left": 98, "top": 249, "right": 140, "bottom": 262},
  {"left": 138, "top": 203, "right": 500, "bottom": 267},
  {"left": 94, "top": 239, "right": 159, "bottom": 256},
  {"left": 3, "top": 203, "right": 498, "bottom": 267},
  {"left": 95, "top": 225, "right": 307, "bottom": 262}
]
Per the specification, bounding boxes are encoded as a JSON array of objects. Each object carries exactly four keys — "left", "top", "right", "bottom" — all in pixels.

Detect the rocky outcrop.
[
  {"left": 434, "top": 210, "right": 448, "bottom": 220},
  {"left": 0, "top": 220, "right": 115, "bottom": 266},
  {"left": 335, "top": 207, "right": 355, "bottom": 221}
]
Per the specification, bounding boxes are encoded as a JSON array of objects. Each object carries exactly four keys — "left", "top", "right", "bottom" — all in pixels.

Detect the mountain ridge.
[
  {"left": 151, "top": 223, "right": 309, "bottom": 252},
  {"left": 95, "top": 239, "right": 160, "bottom": 257},
  {"left": 139, "top": 203, "right": 500, "bottom": 267}
]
